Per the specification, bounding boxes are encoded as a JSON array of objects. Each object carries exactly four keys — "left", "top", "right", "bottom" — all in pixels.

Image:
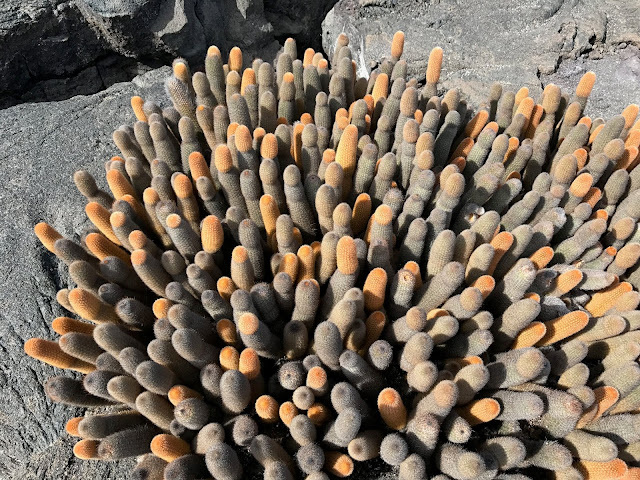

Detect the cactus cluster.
[{"left": 26, "top": 31, "right": 640, "bottom": 480}]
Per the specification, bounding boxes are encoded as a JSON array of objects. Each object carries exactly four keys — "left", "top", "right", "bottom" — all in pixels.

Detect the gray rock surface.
[
  {"left": 0, "top": 0, "right": 337, "bottom": 108},
  {"left": 1, "top": 1, "right": 639, "bottom": 479},
  {"left": 322, "top": 0, "right": 640, "bottom": 119},
  {"left": 0, "top": 67, "right": 169, "bottom": 480}
]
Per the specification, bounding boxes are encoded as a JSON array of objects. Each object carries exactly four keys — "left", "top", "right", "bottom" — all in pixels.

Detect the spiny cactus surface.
[{"left": 26, "top": 31, "right": 640, "bottom": 480}]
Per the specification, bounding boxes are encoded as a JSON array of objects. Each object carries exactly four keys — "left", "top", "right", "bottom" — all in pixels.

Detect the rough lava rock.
[
  {"left": 1, "top": 1, "right": 640, "bottom": 479},
  {"left": 322, "top": 0, "right": 640, "bottom": 119},
  {"left": 0, "top": 67, "right": 169, "bottom": 480},
  {"left": 0, "top": 0, "right": 337, "bottom": 109}
]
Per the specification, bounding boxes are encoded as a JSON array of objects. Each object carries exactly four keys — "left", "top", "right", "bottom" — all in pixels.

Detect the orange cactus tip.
[
  {"left": 65, "top": 417, "right": 83, "bottom": 437},
  {"left": 621, "top": 468, "right": 640, "bottom": 480},
  {"left": 216, "top": 318, "right": 238, "bottom": 344},
  {"left": 549, "top": 269, "right": 583, "bottom": 295},
  {"left": 283, "top": 72, "right": 295, "bottom": 83},
  {"left": 516, "top": 97, "right": 535, "bottom": 119},
  {"left": 450, "top": 156, "right": 466, "bottom": 171},
  {"left": 232, "top": 246, "right": 249, "bottom": 264},
  {"left": 227, "top": 121, "right": 239, "bottom": 137},
  {"left": 260, "top": 134, "right": 279, "bottom": 158},
  {"left": 173, "top": 61, "right": 188, "bottom": 78},
  {"left": 578, "top": 385, "right": 620, "bottom": 428},
  {"left": 426, "top": 46, "right": 444, "bottom": 84},
  {"left": 391, "top": 31, "right": 405, "bottom": 58},
  {"left": 201, "top": 215, "right": 224, "bottom": 253},
  {"left": 324, "top": 451, "right": 355, "bottom": 478},
  {"left": 150, "top": 434, "right": 191, "bottom": 462},
  {"left": 207, "top": 45, "right": 221, "bottom": 56},
  {"left": 217, "top": 276, "right": 236, "bottom": 301},
  {"left": 373, "top": 204, "right": 393, "bottom": 226},
  {"left": 307, "top": 366, "right": 328, "bottom": 390},
  {"left": 168, "top": 385, "right": 202, "bottom": 406},
  {"left": 511, "top": 321, "right": 547, "bottom": 349},
  {"left": 303, "top": 47, "right": 315, "bottom": 66},
  {"left": 589, "top": 124, "right": 605, "bottom": 145},
  {"left": 278, "top": 253, "right": 299, "bottom": 280},
  {"left": 336, "top": 236, "right": 358, "bottom": 275},
  {"left": 323, "top": 149, "right": 336, "bottom": 165},
  {"left": 576, "top": 71, "right": 596, "bottom": 97},
  {"left": 625, "top": 130, "right": 640, "bottom": 149},
  {"left": 363, "top": 268, "right": 388, "bottom": 311},
  {"left": 524, "top": 292, "right": 541, "bottom": 302},
  {"left": 238, "top": 313, "right": 259, "bottom": 336},
  {"left": 24, "top": 338, "right": 51, "bottom": 357},
  {"left": 172, "top": 174, "right": 193, "bottom": 198},
  {"left": 460, "top": 356, "right": 483, "bottom": 366},
  {"left": 166, "top": 213, "right": 183, "bottom": 230},
  {"left": 130, "top": 96, "right": 147, "bottom": 122},
  {"left": 228, "top": 47, "right": 242, "bottom": 72},
  {"left": 220, "top": 346, "right": 240, "bottom": 370},
  {"left": 576, "top": 459, "right": 628, "bottom": 480},
  {"left": 537, "top": 311, "right": 589, "bottom": 346},
  {"left": 444, "top": 173, "right": 465, "bottom": 197},
  {"left": 214, "top": 144, "right": 233, "bottom": 172},
  {"left": 372, "top": 73, "right": 390, "bottom": 102},
  {"left": 365, "top": 310, "right": 387, "bottom": 334},
  {"left": 578, "top": 116, "right": 592, "bottom": 131},
  {"left": 570, "top": 172, "right": 594, "bottom": 197},
  {"left": 464, "top": 110, "right": 489, "bottom": 138},
  {"left": 51, "top": 317, "right": 95, "bottom": 336},
  {"left": 484, "top": 121, "right": 499, "bottom": 133},
  {"left": 457, "top": 398, "right": 501, "bottom": 426},
  {"left": 235, "top": 125, "right": 253, "bottom": 152},
  {"left": 377, "top": 387, "right": 407, "bottom": 430},
  {"left": 529, "top": 246, "right": 554, "bottom": 270},
  {"left": 504, "top": 136, "right": 520, "bottom": 159},
  {"left": 239, "top": 348, "right": 261, "bottom": 380},
  {"left": 583, "top": 187, "right": 602, "bottom": 207},
  {"left": 336, "top": 108, "right": 348, "bottom": 120},
  {"left": 241, "top": 68, "right": 256, "bottom": 92},
  {"left": 622, "top": 104, "right": 639, "bottom": 128},
  {"left": 279, "top": 401, "right": 298, "bottom": 426},
  {"left": 255, "top": 395, "right": 279, "bottom": 423},
  {"left": 73, "top": 439, "right": 100, "bottom": 460},
  {"left": 617, "top": 146, "right": 640, "bottom": 170},
  {"left": 109, "top": 211, "right": 126, "bottom": 229},
  {"left": 490, "top": 231, "right": 514, "bottom": 250},
  {"left": 335, "top": 115, "right": 349, "bottom": 130},
  {"left": 68, "top": 288, "right": 99, "bottom": 312},
  {"left": 515, "top": 87, "right": 529, "bottom": 104},
  {"left": 253, "top": 127, "right": 266, "bottom": 141},
  {"left": 85, "top": 201, "right": 109, "bottom": 220},
  {"left": 34, "top": 222, "right": 62, "bottom": 253},
  {"left": 307, "top": 403, "right": 331, "bottom": 425},
  {"left": 471, "top": 275, "right": 496, "bottom": 299},
  {"left": 427, "top": 308, "right": 449, "bottom": 320},
  {"left": 128, "top": 230, "right": 148, "bottom": 250},
  {"left": 152, "top": 299, "right": 172, "bottom": 319},
  {"left": 143, "top": 187, "right": 160, "bottom": 204},
  {"left": 403, "top": 260, "right": 421, "bottom": 277},
  {"left": 130, "top": 249, "right": 148, "bottom": 267}
]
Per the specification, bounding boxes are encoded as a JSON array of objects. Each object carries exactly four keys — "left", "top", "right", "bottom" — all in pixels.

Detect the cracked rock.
[
  {"left": 0, "top": 0, "right": 337, "bottom": 109},
  {"left": 322, "top": 0, "right": 640, "bottom": 119},
  {"left": 0, "top": 67, "right": 169, "bottom": 480}
]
